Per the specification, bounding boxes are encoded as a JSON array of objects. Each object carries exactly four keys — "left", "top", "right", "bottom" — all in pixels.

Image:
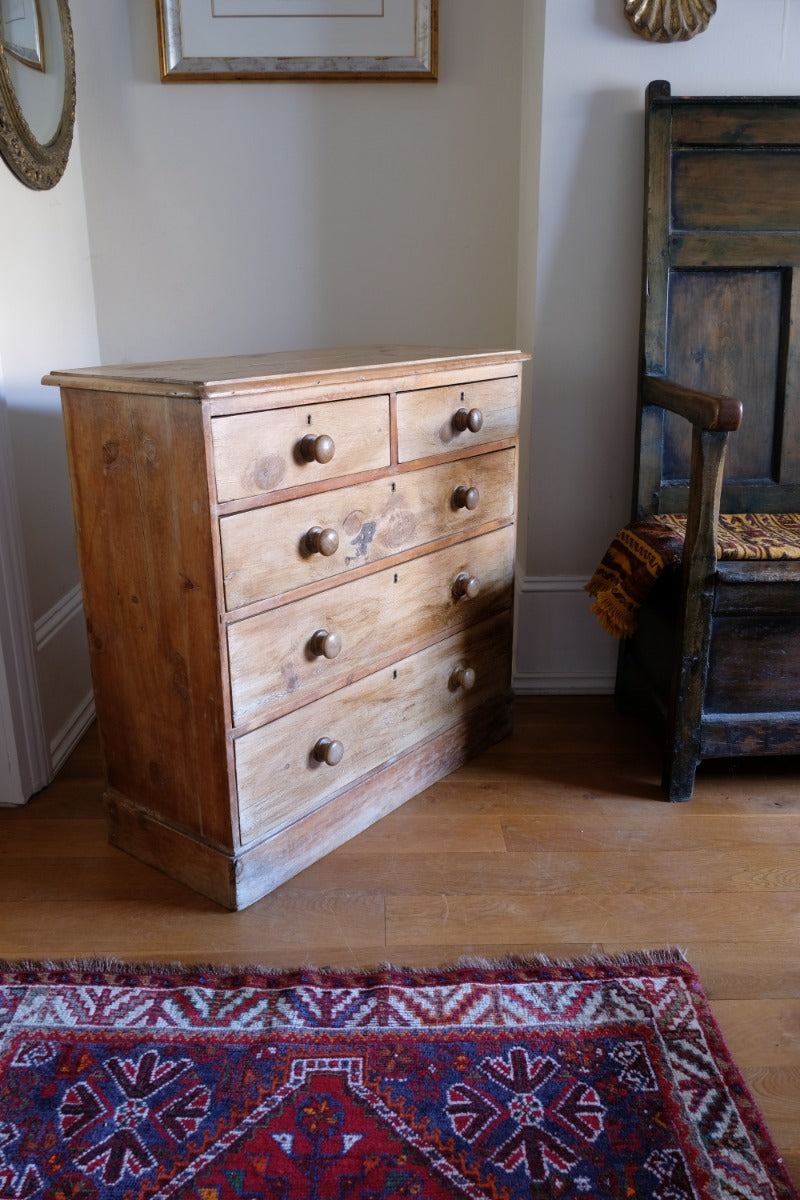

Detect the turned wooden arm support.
[
  {"left": 643, "top": 377, "right": 743, "bottom": 432},
  {"left": 641, "top": 378, "right": 736, "bottom": 574}
]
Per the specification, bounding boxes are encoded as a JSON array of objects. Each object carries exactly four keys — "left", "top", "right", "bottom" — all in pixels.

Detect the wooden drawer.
[
  {"left": 227, "top": 524, "right": 515, "bottom": 727},
  {"left": 220, "top": 448, "right": 516, "bottom": 611},
  {"left": 396, "top": 376, "right": 519, "bottom": 462},
  {"left": 212, "top": 395, "right": 391, "bottom": 502},
  {"left": 235, "top": 611, "right": 512, "bottom": 844}
]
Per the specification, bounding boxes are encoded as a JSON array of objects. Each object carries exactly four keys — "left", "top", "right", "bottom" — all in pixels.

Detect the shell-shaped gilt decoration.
[{"left": 624, "top": 0, "right": 717, "bottom": 42}]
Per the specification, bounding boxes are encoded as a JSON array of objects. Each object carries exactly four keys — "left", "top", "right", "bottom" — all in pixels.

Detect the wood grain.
[
  {"left": 45, "top": 345, "right": 529, "bottom": 401},
  {"left": 2, "top": 695, "right": 797, "bottom": 1182},
  {"left": 212, "top": 394, "right": 391, "bottom": 503},
  {"left": 219, "top": 448, "right": 516, "bottom": 610},
  {"left": 227, "top": 525, "right": 514, "bottom": 727},
  {"left": 61, "top": 388, "right": 233, "bottom": 842},
  {"left": 621, "top": 86, "right": 800, "bottom": 806},
  {"left": 54, "top": 349, "right": 522, "bottom": 910},
  {"left": 235, "top": 613, "right": 512, "bottom": 842},
  {"left": 396, "top": 375, "right": 519, "bottom": 462}
]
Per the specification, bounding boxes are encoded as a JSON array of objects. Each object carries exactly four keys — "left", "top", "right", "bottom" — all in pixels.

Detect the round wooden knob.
[
  {"left": 310, "top": 629, "right": 342, "bottom": 659},
  {"left": 305, "top": 526, "right": 339, "bottom": 556},
  {"left": 313, "top": 736, "right": 344, "bottom": 766},
  {"left": 451, "top": 666, "right": 476, "bottom": 691},
  {"left": 453, "top": 573, "right": 480, "bottom": 600},
  {"left": 453, "top": 485, "right": 480, "bottom": 511},
  {"left": 300, "top": 433, "right": 335, "bottom": 464},
  {"left": 454, "top": 407, "right": 484, "bottom": 433}
]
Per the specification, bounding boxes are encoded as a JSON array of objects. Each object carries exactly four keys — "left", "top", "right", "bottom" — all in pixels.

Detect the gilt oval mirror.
[{"left": 0, "top": 0, "right": 76, "bottom": 190}]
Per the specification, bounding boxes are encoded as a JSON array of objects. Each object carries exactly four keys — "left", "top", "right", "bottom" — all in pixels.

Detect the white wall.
[
  {"left": 515, "top": 0, "right": 800, "bottom": 694},
  {"left": 0, "top": 113, "right": 99, "bottom": 795},
  {"left": 71, "top": 1, "right": 525, "bottom": 363}
]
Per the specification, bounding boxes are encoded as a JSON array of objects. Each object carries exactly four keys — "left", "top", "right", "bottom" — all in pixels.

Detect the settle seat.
[{"left": 596, "top": 80, "right": 800, "bottom": 801}]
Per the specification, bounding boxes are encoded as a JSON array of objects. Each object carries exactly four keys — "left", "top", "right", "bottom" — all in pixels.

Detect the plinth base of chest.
[{"left": 105, "top": 693, "right": 513, "bottom": 911}]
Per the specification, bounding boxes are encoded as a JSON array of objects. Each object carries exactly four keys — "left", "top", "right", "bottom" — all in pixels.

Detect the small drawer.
[
  {"left": 227, "top": 524, "right": 516, "bottom": 727},
  {"left": 211, "top": 395, "right": 391, "bottom": 502},
  {"left": 235, "top": 611, "right": 513, "bottom": 844},
  {"left": 396, "top": 376, "right": 519, "bottom": 463},
  {"left": 220, "top": 448, "right": 516, "bottom": 611}
]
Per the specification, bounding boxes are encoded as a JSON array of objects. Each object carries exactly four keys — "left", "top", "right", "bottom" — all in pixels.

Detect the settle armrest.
[{"left": 643, "top": 377, "right": 743, "bottom": 432}]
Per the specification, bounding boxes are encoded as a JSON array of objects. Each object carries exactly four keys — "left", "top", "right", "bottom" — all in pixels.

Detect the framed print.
[{"left": 155, "top": 0, "right": 438, "bottom": 81}]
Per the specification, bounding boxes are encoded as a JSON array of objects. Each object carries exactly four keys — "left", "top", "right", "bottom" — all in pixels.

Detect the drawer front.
[
  {"left": 235, "top": 612, "right": 512, "bottom": 844},
  {"left": 220, "top": 448, "right": 516, "bottom": 611},
  {"left": 212, "top": 395, "right": 391, "bottom": 502},
  {"left": 228, "top": 524, "right": 515, "bottom": 727},
  {"left": 396, "top": 376, "right": 519, "bottom": 462}
]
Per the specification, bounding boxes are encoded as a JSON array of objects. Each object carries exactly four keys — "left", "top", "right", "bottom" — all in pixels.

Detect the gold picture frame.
[{"left": 155, "top": 0, "right": 438, "bottom": 82}]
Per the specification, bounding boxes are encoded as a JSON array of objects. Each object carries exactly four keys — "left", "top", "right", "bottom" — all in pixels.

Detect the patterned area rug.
[{"left": 0, "top": 952, "right": 796, "bottom": 1199}]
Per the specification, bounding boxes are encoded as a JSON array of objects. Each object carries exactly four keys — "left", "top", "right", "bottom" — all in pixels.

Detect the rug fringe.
[
  {"left": 0, "top": 948, "right": 689, "bottom": 978},
  {"left": 446, "top": 947, "right": 689, "bottom": 971}
]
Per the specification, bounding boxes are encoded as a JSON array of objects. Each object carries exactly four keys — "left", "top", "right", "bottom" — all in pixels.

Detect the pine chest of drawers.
[{"left": 46, "top": 346, "right": 526, "bottom": 909}]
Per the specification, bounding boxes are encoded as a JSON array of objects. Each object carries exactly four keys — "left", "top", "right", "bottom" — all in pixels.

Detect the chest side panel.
[{"left": 61, "top": 388, "right": 233, "bottom": 844}]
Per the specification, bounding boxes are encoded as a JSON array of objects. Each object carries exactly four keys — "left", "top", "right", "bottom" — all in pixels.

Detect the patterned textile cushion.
[{"left": 586, "top": 512, "right": 800, "bottom": 638}]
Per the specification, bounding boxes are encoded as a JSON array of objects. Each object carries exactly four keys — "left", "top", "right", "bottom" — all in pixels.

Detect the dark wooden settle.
[{"left": 617, "top": 80, "right": 800, "bottom": 800}]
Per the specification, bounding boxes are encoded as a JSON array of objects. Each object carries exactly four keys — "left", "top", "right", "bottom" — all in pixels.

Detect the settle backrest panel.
[{"left": 635, "top": 81, "right": 800, "bottom": 517}]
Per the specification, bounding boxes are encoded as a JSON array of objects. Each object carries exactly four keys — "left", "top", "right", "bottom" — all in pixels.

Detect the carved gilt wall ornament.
[{"left": 624, "top": 0, "right": 717, "bottom": 42}]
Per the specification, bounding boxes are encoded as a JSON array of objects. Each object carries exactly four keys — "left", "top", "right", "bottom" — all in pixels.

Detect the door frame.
[{"left": 0, "top": 382, "right": 49, "bottom": 804}]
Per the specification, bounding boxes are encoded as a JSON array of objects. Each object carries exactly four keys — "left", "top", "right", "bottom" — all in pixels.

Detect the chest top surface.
[{"left": 43, "top": 344, "right": 529, "bottom": 402}]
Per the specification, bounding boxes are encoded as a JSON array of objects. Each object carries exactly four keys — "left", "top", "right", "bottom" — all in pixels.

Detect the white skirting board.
[
  {"left": 512, "top": 574, "right": 617, "bottom": 695},
  {"left": 34, "top": 583, "right": 94, "bottom": 775}
]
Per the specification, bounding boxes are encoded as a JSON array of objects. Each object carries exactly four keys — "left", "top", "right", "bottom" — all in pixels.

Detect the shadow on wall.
[
  {"left": 5, "top": 400, "right": 80, "bottom": 618},
  {"left": 528, "top": 87, "right": 645, "bottom": 578}
]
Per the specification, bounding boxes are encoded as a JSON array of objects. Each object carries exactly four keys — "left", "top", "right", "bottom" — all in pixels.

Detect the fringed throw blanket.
[{"left": 587, "top": 511, "right": 800, "bottom": 637}]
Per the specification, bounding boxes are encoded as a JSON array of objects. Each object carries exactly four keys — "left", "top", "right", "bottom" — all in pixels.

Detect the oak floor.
[{"left": 1, "top": 696, "right": 799, "bottom": 1184}]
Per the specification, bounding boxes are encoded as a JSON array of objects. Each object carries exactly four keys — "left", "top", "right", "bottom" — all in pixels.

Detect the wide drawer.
[
  {"left": 227, "top": 524, "right": 515, "bottom": 727},
  {"left": 220, "top": 448, "right": 516, "bottom": 611},
  {"left": 396, "top": 376, "right": 519, "bottom": 462},
  {"left": 235, "top": 611, "right": 513, "bottom": 844},
  {"left": 211, "top": 395, "right": 391, "bottom": 502}
]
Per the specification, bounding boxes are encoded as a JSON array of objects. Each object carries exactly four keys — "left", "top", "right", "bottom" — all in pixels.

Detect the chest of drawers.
[{"left": 46, "top": 346, "right": 526, "bottom": 909}]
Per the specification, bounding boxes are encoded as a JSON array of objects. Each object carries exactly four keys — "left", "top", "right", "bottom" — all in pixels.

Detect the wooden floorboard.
[{"left": 1, "top": 695, "right": 798, "bottom": 1184}]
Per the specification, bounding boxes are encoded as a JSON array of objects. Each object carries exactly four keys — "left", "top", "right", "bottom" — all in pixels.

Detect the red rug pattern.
[{"left": 0, "top": 953, "right": 795, "bottom": 1198}]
